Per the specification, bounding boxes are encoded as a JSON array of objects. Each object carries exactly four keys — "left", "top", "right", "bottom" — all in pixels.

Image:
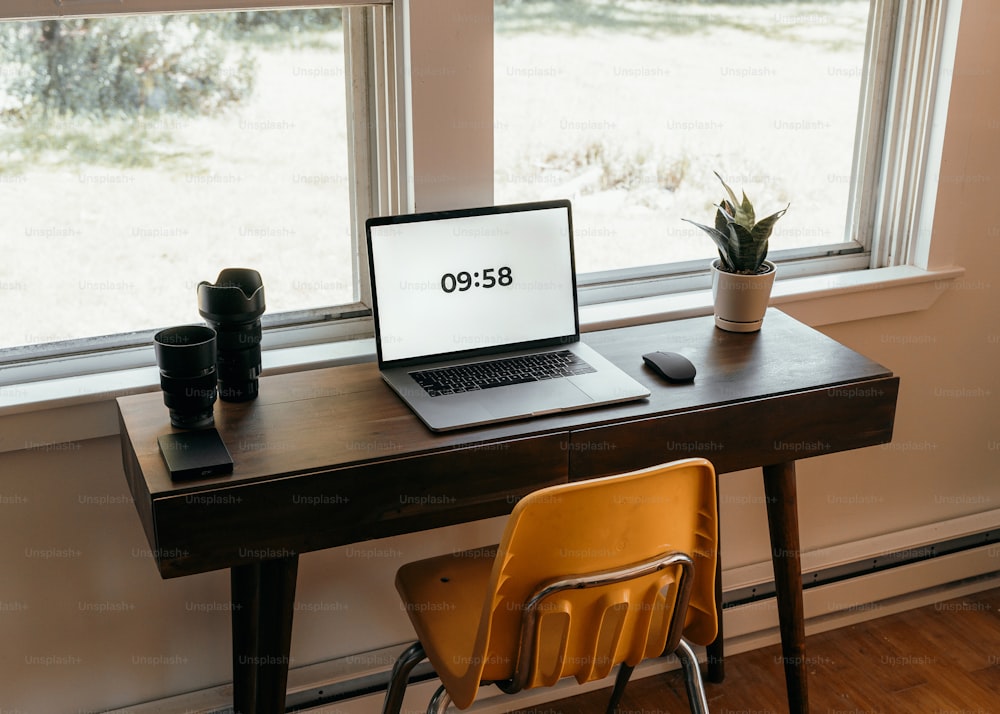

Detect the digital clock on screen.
[{"left": 440, "top": 267, "right": 513, "bottom": 293}]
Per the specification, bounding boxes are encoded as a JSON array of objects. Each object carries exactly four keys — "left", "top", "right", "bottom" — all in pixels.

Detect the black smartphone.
[{"left": 157, "top": 428, "right": 234, "bottom": 481}]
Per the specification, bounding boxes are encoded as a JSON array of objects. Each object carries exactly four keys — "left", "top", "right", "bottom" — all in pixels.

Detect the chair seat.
[{"left": 396, "top": 545, "right": 514, "bottom": 684}]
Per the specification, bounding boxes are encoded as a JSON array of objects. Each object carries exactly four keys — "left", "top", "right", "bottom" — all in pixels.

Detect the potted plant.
[{"left": 684, "top": 172, "right": 788, "bottom": 332}]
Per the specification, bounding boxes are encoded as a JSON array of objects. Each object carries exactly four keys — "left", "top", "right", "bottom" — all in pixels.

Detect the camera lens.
[
  {"left": 153, "top": 325, "right": 218, "bottom": 429},
  {"left": 197, "top": 268, "right": 265, "bottom": 402}
]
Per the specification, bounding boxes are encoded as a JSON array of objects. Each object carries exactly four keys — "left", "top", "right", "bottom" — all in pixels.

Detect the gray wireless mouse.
[{"left": 642, "top": 351, "right": 696, "bottom": 383}]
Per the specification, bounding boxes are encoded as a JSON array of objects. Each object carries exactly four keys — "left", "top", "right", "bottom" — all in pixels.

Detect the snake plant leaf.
[
  {"left": 752, "top": 235, "right": 769, "bottom": 271},
  {"left": 715, "top": 203, "right": 730, "bottom": 236},
  {"left": 682, "top": 218, "right": 736, "bottom": 272},
  {"left": 715, "top": 171, "right": 739, "bottom": 208},
  {"left": 728, "top": 221, "right": 762, "bottom": 273},
  {"left": 714, "top": 171, "right": 754, "bottom": 229},
  {"left": 741, "top": 191, "right": 755, "bottom": 228},
  {"left": 751, "top": 205, "right": 789, "bottom": 243},
  {"left": 716, "top": 203, "right": 764, "bottom": 272}
]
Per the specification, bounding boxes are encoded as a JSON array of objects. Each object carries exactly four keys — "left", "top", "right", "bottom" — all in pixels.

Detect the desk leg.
[
  {"left": 707, "top": 473, "right": 725, "bottom": 683},
  {"left": 762, "top": 462, "right": 808, "bottom": 714},
  {"left": 231, "top": 556, "right": 300, "bottom": 714}
]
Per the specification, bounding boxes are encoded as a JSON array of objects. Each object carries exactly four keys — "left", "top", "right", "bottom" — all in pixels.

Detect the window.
[
  {"left": 493, "top": 0, "right": 956, "bottom": 302},
  {"left": 0, "top": 0, "right": 959, "bottom": 382},
  {"left": 0, "top": 1, "right": 395, "bottom": 363},
  {"left": 495, "top": 2, "right": 867, "bottom": 268}
]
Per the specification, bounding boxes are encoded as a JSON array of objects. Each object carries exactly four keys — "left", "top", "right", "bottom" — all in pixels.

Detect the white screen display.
[{"left": 369, "top": 205, "right": 577, "bottom": 364}]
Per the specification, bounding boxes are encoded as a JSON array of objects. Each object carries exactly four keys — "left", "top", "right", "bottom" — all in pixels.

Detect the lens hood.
[
  {"left": 197, "top": 268, "right": 266, "bottom": 323},
  {"left": 153, "top": 325, "right": 217, "bottom": 376}
]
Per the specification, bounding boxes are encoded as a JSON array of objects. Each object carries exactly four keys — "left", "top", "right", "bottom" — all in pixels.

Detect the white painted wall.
[{"left": 1, "top": 1, "right": 998, "bottom": 712}]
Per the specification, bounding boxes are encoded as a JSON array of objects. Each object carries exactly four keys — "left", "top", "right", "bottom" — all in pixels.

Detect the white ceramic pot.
[{"left": 710, "top": 259, "right": 776, "bottom": 332}]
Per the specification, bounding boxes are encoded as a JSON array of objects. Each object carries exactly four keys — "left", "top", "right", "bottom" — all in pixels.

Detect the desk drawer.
[
  {"left": 149, "top": 432, "right": 568, "bottom": 577},
  {"left": 569, "top": 376, "right": 899, "bottom": 479}
]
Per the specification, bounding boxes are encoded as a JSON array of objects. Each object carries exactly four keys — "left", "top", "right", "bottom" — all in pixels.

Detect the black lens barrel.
[
  {"left": 197, "top": 268, "right": 265, "bottom": 402},
  {"left": 153, "top": 325, "right": 218, "bottom": 429}
]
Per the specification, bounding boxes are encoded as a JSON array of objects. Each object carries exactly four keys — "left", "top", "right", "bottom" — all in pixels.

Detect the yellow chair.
[{"left": 382, "top": 457, "right": 718, "bottom": 714}]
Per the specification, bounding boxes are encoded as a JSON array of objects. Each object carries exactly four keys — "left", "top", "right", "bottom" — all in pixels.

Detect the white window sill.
[
  {"left": 580, "top": 264, "right": 966, "bottom": 331},
  {"left": 0, "top": 264, "right": 964, "bottom": 454}
]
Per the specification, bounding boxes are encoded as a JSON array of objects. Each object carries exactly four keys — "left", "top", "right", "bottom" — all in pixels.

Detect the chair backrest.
[
  {"left": 505, "top": 549, "right": 697, "bottom": 693},
  {"left": 471, "top": 458, "right": 718, "bottom": 696}
]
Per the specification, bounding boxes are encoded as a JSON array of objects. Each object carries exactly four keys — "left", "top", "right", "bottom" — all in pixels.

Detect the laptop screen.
[{"left": 367, "top": 200, "right": 579, "bottom": 368}]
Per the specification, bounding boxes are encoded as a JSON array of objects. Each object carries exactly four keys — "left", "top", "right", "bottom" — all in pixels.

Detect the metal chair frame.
[{"left": 382, "top": 550, "right": 710, "bottom": 714}]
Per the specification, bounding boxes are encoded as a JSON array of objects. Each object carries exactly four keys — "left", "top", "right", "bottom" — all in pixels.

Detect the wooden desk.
[{"left": 117, "top": 310, "right": 898, "bottom": 714}]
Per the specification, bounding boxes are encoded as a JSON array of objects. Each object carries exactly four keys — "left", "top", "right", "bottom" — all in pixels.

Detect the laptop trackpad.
[{"left": 482, "top": 379, "right": 591, "bottom": 418}]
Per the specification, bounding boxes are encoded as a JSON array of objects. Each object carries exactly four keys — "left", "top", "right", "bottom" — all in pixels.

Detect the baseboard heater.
[
  {"left": 283, "top": 661, "right": 437, "bottom": 712},
  {"left": 722, "top": 527, "right": 999, "bottom": 608}
]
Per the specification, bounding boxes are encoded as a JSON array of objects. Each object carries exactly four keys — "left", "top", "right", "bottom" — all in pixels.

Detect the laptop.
[{"left": 365, "top": 199, "right": 650, "bottom": 432}]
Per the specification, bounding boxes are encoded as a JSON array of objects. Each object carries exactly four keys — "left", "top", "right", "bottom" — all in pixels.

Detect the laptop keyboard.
[{"left": 410, "top": 350, "right": 596, "bottom": 397}]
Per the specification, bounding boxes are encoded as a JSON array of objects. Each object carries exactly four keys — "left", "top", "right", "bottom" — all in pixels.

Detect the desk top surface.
[{"left": 118, "top": 309, "right": 893, "bottom": 500}]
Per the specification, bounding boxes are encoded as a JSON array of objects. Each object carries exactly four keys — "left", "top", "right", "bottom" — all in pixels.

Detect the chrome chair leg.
[
  {"left": 675, "top": 638, "right": 710, "bottom": 714},
  {"left": 428, "top": 683, "right": 452, "bottom": 714},
  {"left": 606, "top": 662, "right": 635, "bottom": 714},
  {"left": 382, "top": 641, "right": 428, "bottom": 714}
]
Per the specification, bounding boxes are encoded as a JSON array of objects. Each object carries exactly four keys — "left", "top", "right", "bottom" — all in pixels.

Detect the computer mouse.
[{"left": 642, "top": 351, "right": 696, "bottom": 383}]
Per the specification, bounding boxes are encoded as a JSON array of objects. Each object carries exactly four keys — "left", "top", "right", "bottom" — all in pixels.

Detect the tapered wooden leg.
[
  {"left": 231, "top": 555, "right": 300, "bottom": 714},
  {"left": 232, "top": 565, "right": 260, "bottom": 714},
  {"left": 762, "top": 461, "right": 808, "bottom": 714}
]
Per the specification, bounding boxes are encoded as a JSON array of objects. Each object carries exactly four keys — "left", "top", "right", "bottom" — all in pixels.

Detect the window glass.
[
  {"left": 494, "top": 1, "right": 869, "bottom": 274},
  {"left": 0, "top": 9, "right": 351, "bottom": 350}
]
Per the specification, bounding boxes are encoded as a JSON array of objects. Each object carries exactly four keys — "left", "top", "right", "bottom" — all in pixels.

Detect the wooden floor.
[{"left": 512, "top": 587, "right": 1000, "bottom": 714}]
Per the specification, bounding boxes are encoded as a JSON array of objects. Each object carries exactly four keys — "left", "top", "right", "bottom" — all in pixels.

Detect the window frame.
[{"left": 0, "top": 0, "right": 962, "bottom": 388}]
